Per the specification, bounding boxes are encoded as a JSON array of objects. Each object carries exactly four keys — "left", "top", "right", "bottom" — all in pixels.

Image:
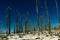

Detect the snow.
[
  {"left": 7, "top": 34, "right": 59, "bottom": 40},
  {"left": 7, "top": 30, "right": 60, "bottom": 40}
]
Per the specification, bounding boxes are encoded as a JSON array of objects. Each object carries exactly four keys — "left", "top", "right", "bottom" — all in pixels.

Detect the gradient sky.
[{"left": 0, "top": 0, "right": 60, "bottom": 32}]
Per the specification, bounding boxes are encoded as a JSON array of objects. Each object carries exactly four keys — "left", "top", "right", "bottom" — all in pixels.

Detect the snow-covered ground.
[
  {"left": 6, "top": 30, "right": 60, "bottom": 40},
  {"left": 7, "top": 33, "right": 59, "bottom": 40}
]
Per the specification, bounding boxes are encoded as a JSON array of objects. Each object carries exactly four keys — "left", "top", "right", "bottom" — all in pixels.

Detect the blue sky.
[{"left": 0, "top": 0, "right": 60, "bottom": 32}]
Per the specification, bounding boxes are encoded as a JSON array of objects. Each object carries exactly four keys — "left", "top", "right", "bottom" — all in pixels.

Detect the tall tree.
[
  {"left": 44, "top": 0, "right": 51, "bottom": 34},
  {"left": 15, "top": 9, "right": 20, "bottom": 33},
  {"left": 25, "top": 11, "right": 29, "bottom": 34},
  {"left": 6, "top": 6, "right": 11, "bottom": 34}
]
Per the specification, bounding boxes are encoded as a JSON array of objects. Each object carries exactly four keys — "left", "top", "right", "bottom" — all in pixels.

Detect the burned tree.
[
  {"left": 15, "top": 10, "right": 20, "bottom": 33},
  {"left": 36, "top": 0, "right": 40, "bottom": 33},
  {"left": 19, "top": 19, "right": 23, "bottom": 33},
  {"left": 55, "top": 0, "right": 60, "bottom": 31},
  {"left": 6, "top": 6, "right": 11, "bottom": 34},
  {"left": 40, "top": 16, "right": 43, "bottom": 33},
  {"left": 44, "top": 0, "right": 51, "bottom": 34},
  {"left": 33, "top": 26, "right": 36, "bottom": 35},
  {"left": 25, "top": 11, "right": 29, "bottom": 34},
  {"left": 48, "top": 16, "right": 51, "bottom": 34},
  {"left": 54, "top": 26, "right": 57, "bottom": 34},
  {"left": 38, "top": 26, "right": 40, "bottom": 35},
  {"left": 55, "top": 0, "right": 60, "bottom": 33}
]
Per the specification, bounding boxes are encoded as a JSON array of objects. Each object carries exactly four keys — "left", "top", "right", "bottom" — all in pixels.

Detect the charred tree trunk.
[
  {"left": 6, "top": 6, "right": 11, "bottom": 34},
  {"left": 15, "top": 10, "right": 19, "bottom": 33},
  {"left": 40, "top": 16, "right": 43, "bottom": 33},
  {"left": 44, "top": 0, "right": 51, "bottom": 34},
  {"left": 48, "top": 16, "right": 51, "bottom": 34},
  {"left": 25, "top": 11, "right": 29, "bottom": 34}
]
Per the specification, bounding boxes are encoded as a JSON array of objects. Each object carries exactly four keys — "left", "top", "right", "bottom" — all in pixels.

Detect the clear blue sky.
[{"left": 0, "top": 0, "right": 60, "bottom": 32}]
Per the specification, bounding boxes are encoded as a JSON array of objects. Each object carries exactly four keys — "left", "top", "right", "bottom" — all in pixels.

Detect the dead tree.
[
  {"left": 44, "top": 0, "right": 51, "bottom": 34},
  {"left": 25, "top": 11, "right": 29, "bottom": 34},
  {"left": 48, "top": 16, "right": 51, "bottom": 34},
  {"left": 6, "top": 6, "right": 11, "bottom": 34},
  {"left": 36, "top": 0, "right": 40, "bottom": 34},
  {"left": 40, "top": 16, "right": 43, "bottom": 33},
  {"left": 15, "top": 10, "right": 20, "bottom": 33},
  {"left": 38, "top": 27, "right": 40, "bottom": 35}
]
